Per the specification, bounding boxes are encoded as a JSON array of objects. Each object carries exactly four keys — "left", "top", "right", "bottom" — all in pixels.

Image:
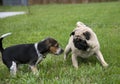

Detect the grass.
[{"left": 0, "top": 2, "right": 120, "bottom": 84}]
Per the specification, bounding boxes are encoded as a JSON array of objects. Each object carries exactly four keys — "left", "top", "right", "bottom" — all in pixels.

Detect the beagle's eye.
[{"left": 55, "top": 44, "right": 59, "bottom": 47}]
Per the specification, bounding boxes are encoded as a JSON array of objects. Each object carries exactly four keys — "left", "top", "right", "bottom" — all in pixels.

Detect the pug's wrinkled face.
[{"left": 71, "top": 30, "right": 90, "bottom": 51}]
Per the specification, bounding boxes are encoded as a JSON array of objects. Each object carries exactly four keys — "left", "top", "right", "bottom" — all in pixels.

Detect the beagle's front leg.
[{"left": 29, "top": 65, "right": 38, "bottom": 75}]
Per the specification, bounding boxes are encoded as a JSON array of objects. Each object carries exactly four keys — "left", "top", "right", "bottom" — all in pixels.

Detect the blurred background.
[{"left": 0, "top": 0, "right": 119, "bottom": 6}]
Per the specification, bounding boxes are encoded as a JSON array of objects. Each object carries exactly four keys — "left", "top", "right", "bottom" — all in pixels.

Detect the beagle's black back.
[{"left": 2, "top": 44, "right": 38, "bottom": 68}]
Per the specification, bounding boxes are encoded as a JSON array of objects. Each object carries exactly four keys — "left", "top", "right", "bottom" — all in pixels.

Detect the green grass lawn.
[{"left": 0, "top": 2, "right": 120, "bottom": 84}]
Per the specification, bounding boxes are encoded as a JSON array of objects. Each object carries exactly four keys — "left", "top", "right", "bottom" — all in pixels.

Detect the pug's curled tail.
[{"left": 76, "top": 21, "right": 86, "bottom": 27}]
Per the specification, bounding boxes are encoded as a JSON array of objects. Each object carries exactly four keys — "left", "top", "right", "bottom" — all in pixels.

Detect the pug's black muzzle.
[{"left": 73, "top": 38, "right": 89, "bottom": 51}]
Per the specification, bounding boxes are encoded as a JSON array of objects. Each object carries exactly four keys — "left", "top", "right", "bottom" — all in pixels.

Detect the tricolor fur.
[{"left": 0, "top": 33, "right": 63, "bottom": 75}]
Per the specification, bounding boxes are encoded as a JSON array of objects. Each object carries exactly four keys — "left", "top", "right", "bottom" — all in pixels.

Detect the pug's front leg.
[
  {"left": 64, "top": 44, "right": 71, "bottom": 60},
  {"left": 95, "top": 50, "right": 108, "bottom": 67},
  {"left": 72, "top": 54, "right": 78, "bottom": 69}
]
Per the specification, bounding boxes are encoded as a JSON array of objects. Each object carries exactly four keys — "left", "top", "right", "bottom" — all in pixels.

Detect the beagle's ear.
[
  {"left": 83, "top": 31, "right": 91, "bottom": 40},
  {"left": 45, "top": 38, "right": 57, "bottom": 46},
  {"left": 70, "top": 31, "right": 75, "bottom": 36},
  {"left": 38, "top": 42, "right": 48, "bottom": 54}
]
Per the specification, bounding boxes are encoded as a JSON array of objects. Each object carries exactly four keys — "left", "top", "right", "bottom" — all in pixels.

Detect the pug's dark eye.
[{"left": 83, "top": 31, "right": 91, "bottom": 40}]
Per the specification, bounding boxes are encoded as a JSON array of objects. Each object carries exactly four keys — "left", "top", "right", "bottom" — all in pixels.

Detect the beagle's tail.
[{"left": 0, "top": 33, "right": 11, "bottom": 53}]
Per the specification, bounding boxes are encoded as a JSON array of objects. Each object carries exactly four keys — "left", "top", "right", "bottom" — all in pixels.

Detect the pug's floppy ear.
[
  {"left": 70, "top": 31, "right": 75, "bottom": 36},
  {"left": 83, "top": 31, "right": 91, "bottom": 40}
]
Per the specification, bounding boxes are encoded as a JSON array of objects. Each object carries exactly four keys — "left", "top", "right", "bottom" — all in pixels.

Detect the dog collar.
[
  {"left": 34, "top": 43, "right": 43, "bottom": 58},
  {"left": 34, "top": 43, "right": 44, "bottom": 65}
]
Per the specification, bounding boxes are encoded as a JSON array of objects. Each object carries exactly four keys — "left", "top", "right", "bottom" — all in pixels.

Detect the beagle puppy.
[{"left": 0, "top": 33, "right": 63, "bottom": 75}]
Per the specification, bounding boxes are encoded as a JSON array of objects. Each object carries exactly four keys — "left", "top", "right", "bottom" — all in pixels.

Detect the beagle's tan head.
[
  {"left": 47, "top": 38, "right": 63, "bottom": 55},
  {"left": 38, "top": 37, "right": 63, "bottom": 55}
]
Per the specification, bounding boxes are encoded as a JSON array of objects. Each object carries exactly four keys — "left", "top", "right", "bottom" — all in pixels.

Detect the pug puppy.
[{"left": 64, "top": 21, "right": 108, "bottom": 68}]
